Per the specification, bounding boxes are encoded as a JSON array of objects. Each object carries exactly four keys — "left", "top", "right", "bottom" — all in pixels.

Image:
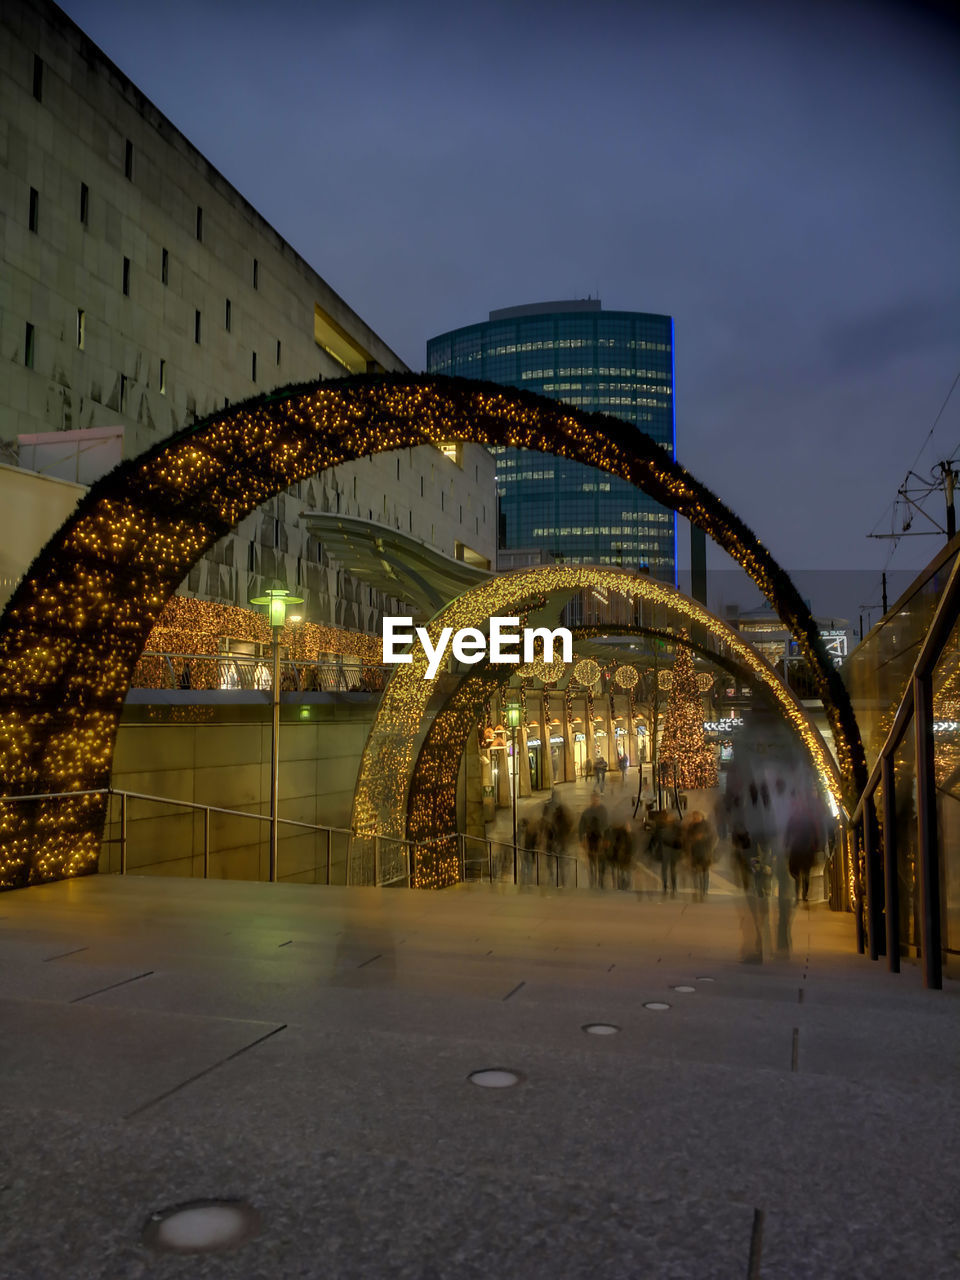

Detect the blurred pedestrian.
[
  {"left": 594, "top": 753, "right": 608, "bottom": 793},
  {"left": 609, "top": 820, "right": 634, "bottom": 889},
  {"left": 785, "top": 790, "right": 822, "bottom": 904},
  {"left": 579, "top": 791, "right": 608, "bottom": 887},
  {"left": 660, "top": 809, "right": 682, "bottom": 897},
  {"left": 684, "top": 809, "right": 716, "bottom": 901},
  {"left": 618, "top": 752, "right": 628, "bottom": 784}
]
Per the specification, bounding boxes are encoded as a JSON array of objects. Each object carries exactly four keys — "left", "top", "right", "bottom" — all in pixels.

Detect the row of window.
[
  {"left": 435, "top": 337, "right": 671, "bottom": 360},
  {"left": 26, "top": 184, "right": 276, "bottom": 375},
  {"left": 31, "top": 53, "right": 263, "bottom": 286},
  {"left": 522, "top": 368, "right": 670, "bottom": 382},
  {"left": 20, "top": 316, "right": 274, "bottom": 393},
  {"left": 529, "top": 525, "right": 673, "bottom": 538}
]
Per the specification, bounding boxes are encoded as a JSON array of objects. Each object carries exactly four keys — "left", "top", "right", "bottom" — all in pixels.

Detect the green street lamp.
[
  {"left": 249, "top": 583, "right": 303, "bottom": 882},
  {"left": 505, "top": 701, "right": 521, "bottom": 877}
]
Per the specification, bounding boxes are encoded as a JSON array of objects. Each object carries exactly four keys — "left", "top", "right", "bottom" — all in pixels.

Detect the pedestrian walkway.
[
  {"left": 0, "top": 874, "right": 955, "bottom": 1277},
  {"left": 484, "top": 773, "right": 827, "bottom": 901}
]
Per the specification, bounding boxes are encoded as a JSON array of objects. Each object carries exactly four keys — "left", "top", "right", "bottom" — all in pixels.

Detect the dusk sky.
[{"left": 58, "top": 0, "right": 959, "bottom": 615}]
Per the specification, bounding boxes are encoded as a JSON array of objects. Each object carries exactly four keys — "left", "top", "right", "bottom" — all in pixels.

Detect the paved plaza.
[{"left": 1, "top": 873, "right": 957, "bottom": 1278}]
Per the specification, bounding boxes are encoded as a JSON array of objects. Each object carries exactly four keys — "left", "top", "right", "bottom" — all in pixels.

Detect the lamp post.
[
  {"left": 249, "top": 583, "right": 303, "bottom": 882},
  {"left": 506, "top": 701, "right": 521, "bottom": 880}
]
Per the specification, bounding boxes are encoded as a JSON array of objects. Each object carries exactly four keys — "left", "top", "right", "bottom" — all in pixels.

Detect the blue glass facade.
[{"left": 426, "top": 301, "right": 676, "bottom": 580}]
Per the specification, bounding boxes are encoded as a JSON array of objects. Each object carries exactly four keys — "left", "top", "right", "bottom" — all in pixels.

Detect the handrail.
[
  {"left": 459, "top": 831, "right": 579, "bottom": 888},
  {"left": 844, "top": 548, "right": 960, "bottom": 989},
  {"left": 0, "top": 788, "right": 403, "bottom": 888},
  {"left": 130, "top": 651, "right": 388, "bottom": 694}
]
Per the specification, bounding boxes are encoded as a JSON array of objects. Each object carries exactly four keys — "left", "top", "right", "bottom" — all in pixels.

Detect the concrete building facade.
[{"left": 0, "top": 0, "right": 495, "bottom": 635}]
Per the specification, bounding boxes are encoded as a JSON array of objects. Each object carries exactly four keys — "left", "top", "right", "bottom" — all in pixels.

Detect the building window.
[
  {"left": 196, "top": 206, "right": 203, "bottom": 241},
  {"left": 251, "top": 351, "right": 257, "bottom": 382},
  {"left": 33, "top": 54, "right": 43, "bottom": 102},
  {"left": 225, "top": 298, "right": 231, "bottom": 331},
  {"left": 24, "top": 322, "right": 35, "bottom": 369},
  {"left": 420, "top": 476, "right": 424, "bottom": 497},
  {"left": 28, "top": 187, "right": 38, "bottom": 233},
  {"left": 161, "top": 247, "right": 168, "bottom": 285},
  {"left": 247, "top": 542, "right": 255, "bottom": 572},
  {"left": 124, "top": 139, "right": 133, "bottom": 180},
  {"left": 122, "top": 256, "right": 130, "bottom": 296},
  {"left": 119, "top": 373, "right": 127, "bottom": 409},
  {"left": 77, "top": 309, "right": 85, "bottom": 350},
  {"left": 276, "top": 338, "right": 281, "bottom": 366},
  {"left": 80, "top": 182, "right": 89, "bottom": 225},
  {"left": 194, "top": 310, "right": 201, "bottom": 344},
  {"left": 159, "top": 358, "right": 167, "bottom": 394},
  {"left": 252, "top": 257, "right": 259, "bottom": 289}
]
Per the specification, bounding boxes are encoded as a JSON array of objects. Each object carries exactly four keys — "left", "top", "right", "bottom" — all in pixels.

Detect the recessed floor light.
[
  {"left": 695, "top": 976, "right": 715, "bottom": 983},
  {"left": 469, "top": 1068, "right": 522, "bottom": 1088},
  {"left": 672, "top": 985, "right": 696, "bottom": 993},
  {"left": 582, "top": 1022, "right": 620, "bottom": 1036},
  {"left": 142, "top": 1199, "right": 260, "bottom": 1254},
  {"left": 644, "top": 1001, "right": 671, "bottom": 1011}
]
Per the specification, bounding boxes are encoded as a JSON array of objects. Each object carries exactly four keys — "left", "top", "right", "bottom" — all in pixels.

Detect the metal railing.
[
  {"left": 0, "top": 788, "right": 410, "bottom": 887},
  {"left": 458, "top": 832, "right": 579, "bottom": 888},
  {"left": 130, "top": 652, "right": 388, "bottom": 695},
  {"left": 845, "top": 549, "right": 960, "bottom": 990}
]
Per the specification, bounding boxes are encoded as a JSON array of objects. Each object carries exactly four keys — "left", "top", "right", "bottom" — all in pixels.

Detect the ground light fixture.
[
  {"left": 672, "top": 985, "right": 696, "bottom": 993},
  {"left": 582, "top": 1022, "right": 620, "bottom": 1036},
  {"left": 142, "top": 1199, "right": 261, "bottom": 1254},
  {"left": 643, "top": 1001, "right": 671, "bottom": 1011},
  {"left": 468, "top": 1068, "right": 522, "bottom": 1088},
  {"left": 249, "top": 582, "right": 303, "bottom": 881}
]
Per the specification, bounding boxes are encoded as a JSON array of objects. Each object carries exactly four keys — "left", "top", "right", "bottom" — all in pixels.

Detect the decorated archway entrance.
[
  {"left": 349, "top": 565, "right": 844, "bottom": 887},
  {"left": 0, "top": 374, "right": 864, "bottom": 887}
]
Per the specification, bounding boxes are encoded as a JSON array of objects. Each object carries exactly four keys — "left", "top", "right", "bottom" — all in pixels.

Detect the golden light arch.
[
  {"left": 0, "top": 374, "right": 863, "bottom": 887},
  {"left": 350, "top": 565, "right": 845, "bottom": 886}
]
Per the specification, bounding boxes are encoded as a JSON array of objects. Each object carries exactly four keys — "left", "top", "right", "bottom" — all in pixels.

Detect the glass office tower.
[{"left": 426, "top": 300, "right": 676, "bottom": 580}]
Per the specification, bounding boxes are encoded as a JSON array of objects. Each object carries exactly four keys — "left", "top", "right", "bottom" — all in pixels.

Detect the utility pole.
[{"left": 939, "top": 461, "right": 957, "bottom": 540}]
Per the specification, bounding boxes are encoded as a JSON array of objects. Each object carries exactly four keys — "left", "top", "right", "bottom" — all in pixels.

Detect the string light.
[
  {"left": 0, "top": 374, "right": 863, "bottom": 887},
  {"left": 351, "top": 564, "right": 846, "bottom": 878}
]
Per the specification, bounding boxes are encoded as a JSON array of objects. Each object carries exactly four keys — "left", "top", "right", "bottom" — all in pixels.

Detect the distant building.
[
  {"left": 0, "top": 0, "right": 495, "bottom": 630},
  {"left": 427, "top": 300, "right": 676, "bottom": 580}
]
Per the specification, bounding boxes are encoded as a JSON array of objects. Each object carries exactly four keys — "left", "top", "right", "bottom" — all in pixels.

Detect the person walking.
[
  {"left": 594, "top": 753, "right": 608, "bottom": 794},
  {"left": 617, "top": 752, "right": 628, "bottom": 785},
  {"left": 684, "top": 810, "right": 716, "bottom": 901},
  {"left": 579, "top": 792, "right": 608, "bottom": 888}
]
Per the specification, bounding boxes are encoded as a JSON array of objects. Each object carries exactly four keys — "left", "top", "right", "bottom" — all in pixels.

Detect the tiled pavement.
[{"left": 0, "top": 874, "right": 956, "bottom": 1278}]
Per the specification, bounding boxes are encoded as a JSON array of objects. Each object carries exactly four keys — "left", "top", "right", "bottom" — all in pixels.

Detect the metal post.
[
  {"left": 374, "top": 835, "right": 380, "bottom": 886},
  {"left": 203, "top": 806, "right": 210, "bottom": 879},
  {"left": 269, "top": 627, "right": 280, "bottom": 882},
  {"left": 326, "top": 830, "right": 332, "bottom": 885},
  {"left": 850, "top": 825, "right": 865, "bottom": 954},
  {"left": 881, "top": 753, "right": 900, "bottom": 974},
  {"left": 511, "top": 722, "right": 518, "bottom": 883},
  {"left": 914, "top": 673, "right": 942, "bottom": 989},
  {"left": 119, "top": 791, "right": 127, "bottom": 875},
  {"left": 863, "top": 796, "right": 881, "bottom": 961}
]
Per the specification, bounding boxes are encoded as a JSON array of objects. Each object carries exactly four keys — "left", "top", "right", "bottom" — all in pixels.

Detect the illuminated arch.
[
  {"left": 351, "top": 565, "right": 845, "bottom": 886},
  {"left": 0, "top": 374, "right": 863, "bottom": 887},
  {"left": 405, "top": 623, "right": 841, "bottom": 888}
]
